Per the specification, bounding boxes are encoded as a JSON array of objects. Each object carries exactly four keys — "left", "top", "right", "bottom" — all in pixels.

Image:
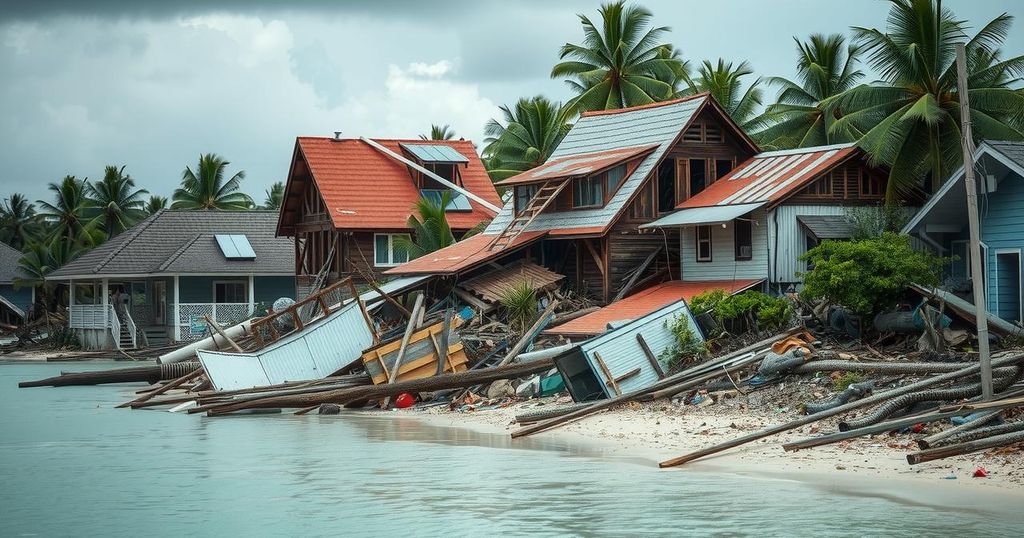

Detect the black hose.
[
  {"left": 804, "top": 381, "right": 874, "bottom": 415},
  {"left": 929, "top": 421, "right": 1024, "bottom": 448},
  {"left": 793, "top": 361, "right": 976, "bottom": 375},
  {"left": 839, "top": 367, "right": 1022, "bottom": 431}
]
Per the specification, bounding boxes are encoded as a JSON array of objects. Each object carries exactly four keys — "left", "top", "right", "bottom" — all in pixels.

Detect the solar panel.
[
  {"left": 419, "top": 190, "right": 472, "bottom": 212},
  {"left": 400, "top": 143, "right": 469, "bottom": 163},
  {"left": 215, "top": 234, "right": 256, "bottom": 260}
]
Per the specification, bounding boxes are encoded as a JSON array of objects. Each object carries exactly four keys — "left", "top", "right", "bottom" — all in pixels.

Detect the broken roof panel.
[
  {"left": 496, "top": 144, "right": 658, "bottom": 186},
  {"left": 640, "top": 202, "right": 765, "bottom": 229},
  {"left": 546, "top": 279, "right": 763, "bottom": 338},
  {"left": 400, "top": 143, "right": 470, "bottom": 163},
  {"left": 458, "top": 262, "right": 564, "bottom": 304},
  {"left": 384, "top": 231, "right": 547, "bottom": 276},
  {"left": 797, "top": 215, "right": 855, "bottom": 240},
  {"left": 677, "top": 143, "right": 860, "bottom": 210}
]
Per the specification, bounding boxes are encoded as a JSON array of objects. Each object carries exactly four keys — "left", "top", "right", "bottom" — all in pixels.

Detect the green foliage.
[
  {"left": 145, "top": 195, "right": 168, "bottom": 215},
  {"left": 172, "top": 153, "right": 253, "bottom": 210},
  {"left": 833, "top": 371, "right": 864, "bottom": 392},
  {"left": 0, "top": 193, "right": 41, "bottom": 250},
  {"left": 483, "top": 96, "right": 572, "bottom": 181},
  {"left": 689, "top": 289, "right": 792, "bottom": 334},
  {"left": 552, "top": 1, "right": 687, "bottom": 114},
  {"left": 660, "top": 314, "right": 707, "bottom": 368},
  {"left": 845, "top": 203, "right": 914, "bottom": 239},
  {"left": 47, "top": 324, "right": 80, "bottom": 349},
  {"left": 499, "top": 280, "right": 538, "bottom": 334},
  {"left": 799, "top": 233, "right": 946, "bottom": 317},
  {"left": 262, "top": 181, "right": 284, "bottom": 210},
  {"left": 393, "top": 192, "right": 456, "bottom": 259},
  {"left": 86, "top": 165, "right": 148, "bottom": 237},
  {"left": 420, "top": 124, "right": 455, "bottom": 141},
  {"left": 680, "top": 59, "right": 764, "bottom": 129}
]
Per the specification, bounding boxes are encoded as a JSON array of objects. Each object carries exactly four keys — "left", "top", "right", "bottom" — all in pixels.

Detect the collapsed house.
[
  {"left": 274, "top": 135, "right": 503, "bottom": 295},
  {"left": 45, "top": 210, "right": 295, "bottom": 350},
  {"left": 903, "top": 140, "right": 1024, "bottom": 324},
  {"left": 0, "top": 241, "right": 34, "bottom": 326}
]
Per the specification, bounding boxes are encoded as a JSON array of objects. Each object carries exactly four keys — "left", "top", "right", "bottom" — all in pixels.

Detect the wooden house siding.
[
  {"left": 679, "top": 208, "right": 769, "bottom": 282},
  {"left": 982, "top": 175, "right": 1024, "bottom": 316}
]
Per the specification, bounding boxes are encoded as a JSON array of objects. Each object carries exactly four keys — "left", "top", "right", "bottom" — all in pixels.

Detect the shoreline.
[{"left": 380, "top": 396, "right": 1024, "bottom": 502}]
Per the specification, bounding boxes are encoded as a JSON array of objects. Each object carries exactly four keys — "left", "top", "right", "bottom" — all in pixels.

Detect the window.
[
  {"left": 630, "top": 182, "right": 655, "bottom": 220},
  {"left": 683, "top": 124, "right": 703, "bottom": 142},
  {"left": 734, "top": 217, "right": 753, "bottom": 261},
  {"left": 689, "top": 159, "right": 707, "bottom": 197},
  {"left": 421, "top": 163, "right": 458, "bottom": 190},
  {"left": 73, "top": 283, "right": 98, "bottom": 305},
  {"left": 214, "top": 281, "right": 247, "bottom": 304},
  {"left": 657, "top": 158, "right": 676, "bottom": 213},
  {"left": 861, "top": 171, "right": 884, "bottom": 196},
  {"left": 374, "top": 233, "right": 411, "bottom": 267},
  {"left": 715, "top": 159, "right": 733, "bottom": 180},
  {"left": 605, "top": 164, "right": 627, "bottom": 194},
  {"left": 515, "top": 185, "right": 539, "bottom": 213},
  {"left": 573, "top": 175, "right": 604, "bottom": 208},
  {"left": 696, "top": 226, "right": 713, "bottom": 262},
  {"left": 802, "top": 177, "right": 832, "bottom": 196},
  {"left": 130, "top": 282, "right": 147, "bottom": 306}
]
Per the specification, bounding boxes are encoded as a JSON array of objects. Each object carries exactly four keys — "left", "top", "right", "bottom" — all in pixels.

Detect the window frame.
[
  {"left": 734, "top": 217, "right": 753, "bottom": 261},
  {"left": 572, "top": 175, "right": 604, "bottom": 209},
  {"left": 212, "top": 280, "right": 248, "bottom": 304},
  {"left": 695, "top": 225, "right": 713, "bottom": 262},
  {"left": 373, "top": 233, "right": 412, "bottom": 267},
  {"left": 514, "top": 184, "right": 539, "bottom": 214}
]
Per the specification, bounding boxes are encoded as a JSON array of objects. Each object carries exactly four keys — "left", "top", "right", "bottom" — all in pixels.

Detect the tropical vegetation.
[
  {"left": 420, "top": 124, "right": 456, "bottom": 141},
  {"left": 87, "top": 165, "right": 148, "bottom": 237},
  {"left": 680, "top": 59, "right": 764, "bottom": 129},
  {"left": 262, "top": 181, "right": 285, "bottom": 210},
  {"left": 483, "top": 96, "right": 572, "bottom": 181},
  {"left": 0, "top": 194, "right": 40, "bottom": 250},
  {"left": 393, "top": 192, "right": 456, "bottom": 260},
  {"left": 171, "top": 154, "right": 253, "bottom": 210}
]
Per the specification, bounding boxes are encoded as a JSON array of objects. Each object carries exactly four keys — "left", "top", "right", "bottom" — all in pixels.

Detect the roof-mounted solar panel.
[
  {"left": 215, "top": 234, "right": 256, "bottom": 260},
  {"left": 420, "top": 189, "right": 472, "bottom": 212},
  {"left": 400, "top": 143, "right": 470, "bottom": 163}
]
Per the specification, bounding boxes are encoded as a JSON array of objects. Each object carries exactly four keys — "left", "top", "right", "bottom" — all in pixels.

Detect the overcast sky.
[{"left": 2, "top": 0, "right": 1021, "bottom": 206}]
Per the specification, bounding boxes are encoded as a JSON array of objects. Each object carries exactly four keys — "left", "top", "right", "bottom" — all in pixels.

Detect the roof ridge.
[
  {"left": 754, "top": 142, "right": 858, "bottom": 158},
  {"left": 579, "top": 93, "right": 709, "bottom": 117},
  {"left": 158, "top": 232, "right": 205, "bottom": 272},
  {"left": 92, "top": 209, "right": 165, "bottom": 273}
]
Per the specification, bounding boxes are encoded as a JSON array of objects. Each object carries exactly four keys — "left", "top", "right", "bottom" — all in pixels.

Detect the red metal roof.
[
  {"left": 383, "top": 231, "right": 547, "bottom": 276},
  {"left": 678, "top": 144, "right": 860, "bottom": 209},
  {"left": 545, "top": 279, "right": 763, "bottom": 338},
  {"left": 296, "top": 137, "right": 502, "bottom": 230},
  {"left": 496, "top": 144, "right": 658, "bottom": 186}
]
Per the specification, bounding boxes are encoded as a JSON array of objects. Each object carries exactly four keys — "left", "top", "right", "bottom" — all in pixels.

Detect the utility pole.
[{"left": 955, "top": 42, "right": 993, "bottom": 400}]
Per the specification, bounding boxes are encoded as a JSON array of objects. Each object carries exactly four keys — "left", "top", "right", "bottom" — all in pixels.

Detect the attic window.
[
  {"left": 705, "top": 125, "right": 723, "bottom": 143},
  {"left": 420, "top": 189, "right": 472, "bottom": 212},
  {"left": 683, "top": 124, "right": 703, "bottom": 142},
  {"left": 421, "top": 163, "right": 459, "bottom": 190},
  {"left": 215, "top": 234, "right": 256, "bottom": 260}
]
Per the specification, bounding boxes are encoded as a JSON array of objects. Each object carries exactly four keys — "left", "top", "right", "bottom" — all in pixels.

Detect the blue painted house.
[
  {"left": 0, "top": 241, "right": 34, "bottom": 324},
  {"left": 46, "top": 210, "right": 295, "bottom": 350},
  {"left": 903, "top": 140, "right": 1024, "bottom": 324}
]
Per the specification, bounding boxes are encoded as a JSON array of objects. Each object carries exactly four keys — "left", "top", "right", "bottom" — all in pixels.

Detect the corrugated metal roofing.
[
  {"left": 458, "top": 262, "right": 564, "bottom": 304},
  {"left": 198, "top": 301, "right": 374, "bottom": 391},
  {"left": 797, "top": 214, "right": 855, "bottom": 240},
  {"left": 358, "top": 275, "right": 430, "bottom": 311},
  {"left": 485, "top": 95, "right": 712, "bottom": 235},
  {"left": 295, "top": 137, "right": 501, "bottom": 231},
  {"left": 496, "top": 144, "right": 658, "bottom": 186},
  {"left": 677, "top": 143, "right": 860, "bottom": 210},
  {"left": 400, "top": 143, "right": 470, "bottom": 163},
  {"left": 546, "top": 279, "right": 763, "bottom": 337},
  {"left": 640, "top": 202, "right": 765, "bottom": 229},
  {"left": 383, "top": 230, "right": 546, "bottom": 276}
]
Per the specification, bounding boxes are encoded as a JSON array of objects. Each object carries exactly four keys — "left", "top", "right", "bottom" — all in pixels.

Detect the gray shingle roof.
[
  {"left": 0, "top": 242, "right": 29, "bottom": 284},
  {"left": 48, "top": 210, "right": 293, "bottom": 279},
  {"left": 485, "top": 96, "right": 708, "bottom": 235},
  {"left": 988, "top": 140, "right": 1024, "bottom": 169},
  {"left": 797, "top": 215, "right": 855, "bottom": 240}
]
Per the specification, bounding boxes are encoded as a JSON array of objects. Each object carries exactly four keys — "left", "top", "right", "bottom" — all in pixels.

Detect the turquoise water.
[{"left": 2, "top": 362, "right": 1022, "bottom": 537}]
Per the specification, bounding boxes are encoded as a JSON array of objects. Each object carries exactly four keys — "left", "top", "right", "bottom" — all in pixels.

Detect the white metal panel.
[
  {"left": 768, "top": 205, "right": 849, "bottom": 285},
  {"left": 641, "top": 202, "right": 765, "bottom": 229},
  {"left": 578, "top": 300, "right": 704, "bottom": 396},
  {"left": 679, "top": 208, "right": 770, "bottom": 282},
  {"left": 199, "top": 354, "right": 272, "bottom": 390}
]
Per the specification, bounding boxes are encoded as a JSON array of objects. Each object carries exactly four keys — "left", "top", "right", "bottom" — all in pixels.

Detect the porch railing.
[
  {"left": 119, "top": 307, "right": 137, "bottom": 350},
  {"left": 177, "top": 303, "right": 254, "bottom": 341},
  {"left": 109, "top": 306, "right": 121, "bottom": 349},
  {"left": 69, "top": 304, "right": 109, "bottom": 329}
]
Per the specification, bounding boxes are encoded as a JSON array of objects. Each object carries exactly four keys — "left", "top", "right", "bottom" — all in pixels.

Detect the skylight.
[
  {"left": 215, "top": 234, "right": 256, "bottom": 260},
  {"left": 420, "top": 189, "right": 472, "bottom": 212},
  {"left": 400, "top": 143, "right": 469, "bottom": 163}
]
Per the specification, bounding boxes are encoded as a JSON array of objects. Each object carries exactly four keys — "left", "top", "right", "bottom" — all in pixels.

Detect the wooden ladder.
[{"left": 487, "top": 179, "right": 569, "bottom": 251}]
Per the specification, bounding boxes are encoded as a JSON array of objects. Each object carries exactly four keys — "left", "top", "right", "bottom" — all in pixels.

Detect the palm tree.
[
  {"left": 750, "top": 34, "right": 865, "bottom": 149},
  {"left": 172, "top": 154, "right": 253, "bottom": 210},
  {"left": 145, "top": 195, "right": 168, "bottom": 215},
  {"left": 37, "top": 176, "right": 96, "bottom": 246},
  {"left": 0, "top": 194, "right": 40, "bottom": 250},
  {"left": 87, "top": 165, "right": 148, "bottom": 237},
  {"left": 394, "top": 193, "right": 455, "bottom": 259},
  {"left": 420, "top": 124, "right": 455, "bottom": 141},
  {"left": 483, "top": 96, "right": 573, "bottom": 181},
  {"left": 551, "top": 1, "right": 685, "bottom": 114},
  {"left": 16, "top": 239, "right": 85, "bottom": 309},
  {"left": 262, "top": 182, "right": 284, "bottom": 210},
  {"left": 827, "top": 0, "right": 1024, "bottom": 198},
  {"left": 680, "top": 59, "right": 764, "bottom": 129}
]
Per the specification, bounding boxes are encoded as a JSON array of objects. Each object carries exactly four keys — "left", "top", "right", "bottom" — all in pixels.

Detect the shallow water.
[{"left": 1, "top": 362, "right": 1021, "bottom": 537}]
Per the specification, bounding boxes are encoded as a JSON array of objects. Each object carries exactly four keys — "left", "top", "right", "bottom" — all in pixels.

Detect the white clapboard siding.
[
  {"left": 768, "top": 205, "right": 850, "bottom": 285},
  {"left": 679, "top": 208, "right": 769, "bottom": 282}
]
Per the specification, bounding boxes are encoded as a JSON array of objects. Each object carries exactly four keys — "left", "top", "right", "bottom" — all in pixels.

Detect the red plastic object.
[
  {"left": 394, "top": 393, "right": 415, "bottom": 409},
  {"left": 973, "top": 467, "right": 988, "bottom": 478},
  {"left": 911, "top": 423, "right": 925, "bottom": 433}
]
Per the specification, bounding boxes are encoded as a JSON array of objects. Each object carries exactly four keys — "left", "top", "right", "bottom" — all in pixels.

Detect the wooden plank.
[
  {"left": 387, "top": 295, "right": 425, "bottom": 385},
  {"left": 613, "top": 367, "right": 641, "bottom": 384},
  {"left": 636, "top": 333, "right": 667, "bottom": 379},
  {"left": 203, "top": 315, "right": 244, "bottom": 353},
  {"left": 593, "top": 351, "right": 621, "bottom": 396},
  {"left": 613, "top": 246, "right": 662, "bottom": 301},
  {"left": 583, "top": 239, "right": 605, "bottom": 277}
]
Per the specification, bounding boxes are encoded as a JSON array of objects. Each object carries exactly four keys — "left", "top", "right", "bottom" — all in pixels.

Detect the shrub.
[
  {"left": 660, "top": 314, "right": 707, "bottom": 368},
  {"left": 845, "top": 204, "right": 914, "bottom": 239},
  {"left": 499, "top": 280, "right": 537, "bottom": 333},
  {"left": 799, "top": 233, "right": 946, "bottom": 317},
  {"left": 689, "top": 289, "right": 792, "bottom": 334}
]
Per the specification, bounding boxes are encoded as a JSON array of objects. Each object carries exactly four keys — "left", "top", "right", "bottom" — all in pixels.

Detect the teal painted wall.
[
  {"left": 981, "top": 174, "right": 1024, "bottom": 319},
  {"left": 254, "top": 276, "right": 295, "bottom": 303},
  {"left": 0, "top": 283, "right": 33, "bottom": 313},
  {"left": 178, "top": 275, "right": 293, "bottom": 303}
]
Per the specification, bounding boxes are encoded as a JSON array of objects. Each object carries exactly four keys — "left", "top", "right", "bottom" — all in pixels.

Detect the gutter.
[{"left": 359, "top": 137, "right": 502, "bottom": 215}]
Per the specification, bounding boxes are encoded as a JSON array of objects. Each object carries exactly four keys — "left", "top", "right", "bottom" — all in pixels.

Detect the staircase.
[
  {"left": 487, "top": 179, "right": 569, "bottom": 252},
  {"left": 116, "top": 318, "right": 134, "bottom": 350},
  {"left": 143, "top": 328, "right": 168, "bottom": 347}
]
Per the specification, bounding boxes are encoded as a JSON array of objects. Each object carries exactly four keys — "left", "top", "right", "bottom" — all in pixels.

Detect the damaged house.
[{"left": 275, "top": 135, "right": 503, "bottom": 296}]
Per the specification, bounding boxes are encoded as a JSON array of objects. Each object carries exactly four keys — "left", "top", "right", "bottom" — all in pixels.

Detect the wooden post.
[
  {"left": 117, "top": 367, "right": 206, "bottom": 408},
  {"left": 363, "top": 278, "right": 413, "bottom": 319},
  {"left": 204, "top": 315, "right": 244, "bottom": 353},
  {"left": 955, "top": 42, "right": 993, "bottom": 400},
  {"left": 636, "top": 333, "right": 667, "bottom": 379},
  {"left": 346, "top": 277, "right": 377, "bottom": 341},
  {"left": 172, "top": 275, "right": 181, "bottom": 342},
  {"left": 593, "top": 351, "right": 621, "bottom": 396},
  {"left": 496, "top": 300, "right": 559, "bottom": 368},
  {"left": 387, "top": 294, "right": 425, "bottom": 384}
]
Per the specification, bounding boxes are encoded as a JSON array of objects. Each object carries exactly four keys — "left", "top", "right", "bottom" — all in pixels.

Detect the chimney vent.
[{"left": 333, "top": 131, "right": 342, "bottom": 140}]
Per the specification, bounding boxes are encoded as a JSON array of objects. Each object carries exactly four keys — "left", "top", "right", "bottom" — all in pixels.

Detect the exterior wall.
[
  {"left": 75, "top": 328, "right": 115, "bottom": 351},
  {"left": 0, "top": 283, "right": 33, "bottom": 315},
  {"left": 679, "top": 208, "right": 769, "bottom": 282},
  {"left": 982, "top": 175, "right": 1024, "bottom": 318},
  {"left": 608, "top": 218, "right": 678, "bottom": 298},
  {"left": 767, "top": 205, "right": 851, "bottom": 287},
  {"left": 254, "top": 276, "right": 296, "bottom": 303}
]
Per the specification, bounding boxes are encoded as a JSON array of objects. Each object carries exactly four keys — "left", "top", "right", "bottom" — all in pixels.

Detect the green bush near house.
[
  {"left": 660, "top": 314, "right": 707, "bottom": 369},
  {"left": 799, "top": 233, "right": 946, "bottom": 318},
  {"left": 689, "top": 289, "right": 792, "bottom": 335}
]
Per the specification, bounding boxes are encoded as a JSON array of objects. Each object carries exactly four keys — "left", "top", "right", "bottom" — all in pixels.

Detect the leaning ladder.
[{"left": 487, "top": 179, "right": 569, "bottom": 251}]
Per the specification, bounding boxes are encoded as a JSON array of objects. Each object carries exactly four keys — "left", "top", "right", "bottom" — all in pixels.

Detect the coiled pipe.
[
  {"left": 792, "top": 361, "right": 976, "bottom": 375},
  {"left": 160, "top": 361, "right": 202, "bottom": 380},
  {"left": 803, "top": 381, "right": 874, "bottom": 415},
  {"left": 927, "top": 421, "right": 1024, "bottom": 448}
]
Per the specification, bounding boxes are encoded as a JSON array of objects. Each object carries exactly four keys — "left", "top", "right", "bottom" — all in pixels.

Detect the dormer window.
[
  {"left": 420, "top": 189, "right": 471, "bottom": 212},
  {"left": 421, "top": 163, "right": 458, "bottom": 189}
]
